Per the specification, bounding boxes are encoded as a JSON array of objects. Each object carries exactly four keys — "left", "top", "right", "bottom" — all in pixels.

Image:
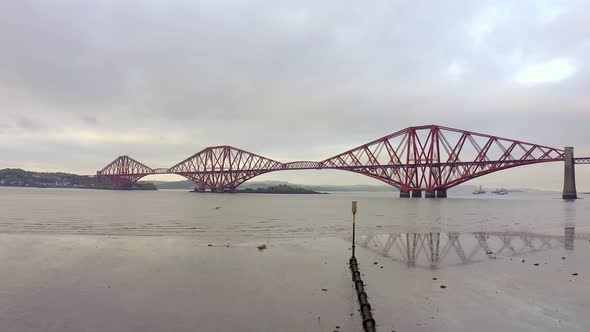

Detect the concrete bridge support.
[
  {"left": 563, "top": 146, "right": 577, "bottom": 200},
  {"left": 401, "top": 189, "right": 447, "bottom": 198},
  {"left": 425, "top": 190, "right": 436, "bottom": 198}
]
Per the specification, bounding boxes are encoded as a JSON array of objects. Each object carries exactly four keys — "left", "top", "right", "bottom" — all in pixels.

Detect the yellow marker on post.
[{"left": 352, "top": 201, "right": 357, "bottom": 257}]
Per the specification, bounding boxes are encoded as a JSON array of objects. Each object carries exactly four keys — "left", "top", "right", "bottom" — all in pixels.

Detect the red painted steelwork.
[
  {"left": 97, "top": 155, "right": 153, "bottom": 189},
  {"left": 320, "top": 125, "right": 565, "bottom": 190},
  {"left": 168, "top": 146, "right": 284, "bottom": 191},
  {"left": 97, "top": 125, "right": 568, "bottom": 190}
]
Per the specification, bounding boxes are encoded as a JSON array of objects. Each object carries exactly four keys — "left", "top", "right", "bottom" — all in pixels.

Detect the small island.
[{"left": 238, "top": 184, "right": 325, "bottom": 194}]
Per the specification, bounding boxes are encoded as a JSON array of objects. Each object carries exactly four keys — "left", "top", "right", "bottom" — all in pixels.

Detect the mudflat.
[
  {"left": 0, "top": 234, "right": 362, "bottom": 332},
  {"left": 1, "top": 233, "right": 589, "bottom": 331}
]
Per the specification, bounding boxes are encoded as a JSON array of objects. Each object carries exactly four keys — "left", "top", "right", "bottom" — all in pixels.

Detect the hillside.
[{"left": 0, "top": 169, "right": 156, "bottom": 190}]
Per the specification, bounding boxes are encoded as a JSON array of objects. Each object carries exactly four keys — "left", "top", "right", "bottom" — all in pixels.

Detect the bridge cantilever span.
[
  {"left": 97, "top": 155, "right": 153, "bottom": 189},
  {"left": 96, "top": 125, "right": 586, "bottom": 198}
]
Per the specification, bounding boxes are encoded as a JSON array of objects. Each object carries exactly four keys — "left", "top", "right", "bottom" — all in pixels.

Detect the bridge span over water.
[{"left": 97, "top": 125, "right": 589, "bottom": 199}]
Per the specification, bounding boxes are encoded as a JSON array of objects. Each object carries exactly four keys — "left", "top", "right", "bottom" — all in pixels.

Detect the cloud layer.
[{"left": 1, "top": 0, "right": 589, "bottom": 189}]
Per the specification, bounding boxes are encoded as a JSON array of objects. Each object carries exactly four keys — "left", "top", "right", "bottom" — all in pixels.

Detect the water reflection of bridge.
[{"left": 356, "top": 229, "right": 577, "bottom": 269}]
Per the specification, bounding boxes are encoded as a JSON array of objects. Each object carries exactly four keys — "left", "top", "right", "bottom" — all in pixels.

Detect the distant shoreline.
[
  {"left": 0, "top": 168, "right": 156, "bottom": 190},
  {"left": 0, "top": 184, "right": 157, "bottom": 191}
]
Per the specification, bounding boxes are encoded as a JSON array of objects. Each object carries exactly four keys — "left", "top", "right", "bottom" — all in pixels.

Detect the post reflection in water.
[{"left": 355, "top": 228, "right": 578, "bottom": 269}]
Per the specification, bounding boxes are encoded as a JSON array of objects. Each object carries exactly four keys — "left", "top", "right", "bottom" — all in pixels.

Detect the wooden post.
[{"left": 352, "top": 201, "right": 357, "bottom": 258}]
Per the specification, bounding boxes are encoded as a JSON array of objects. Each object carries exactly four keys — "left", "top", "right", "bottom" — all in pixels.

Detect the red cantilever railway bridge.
[{"left": 97, "top": 125, "right": 589, "bottom": 198}]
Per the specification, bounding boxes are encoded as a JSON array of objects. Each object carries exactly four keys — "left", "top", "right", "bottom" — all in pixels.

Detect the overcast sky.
[{"left": 1, "top": 0, "right": 589, "bottom": 190}]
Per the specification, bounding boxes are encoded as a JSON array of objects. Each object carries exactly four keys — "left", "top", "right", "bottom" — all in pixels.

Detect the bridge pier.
[
  {"left": 401, "top": 189, "right": 447, "bottom": 198},
  {"left": 563, "top": 146, "right": 577, "bottom": 200},
  {"left": 425, "top": 190, "right": 436, "bottom": 198}
]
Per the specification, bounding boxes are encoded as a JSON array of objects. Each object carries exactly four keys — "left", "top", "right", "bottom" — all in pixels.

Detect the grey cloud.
[
  {"left": 16, "top": 117, "right": 42, "bottom": 130},
  {"left": 0, "top": 123, "right": 9, "bottom": 134},
  {"left": 0, "top": 0, "right": 589, "bottom": 189},
  {"left": 81, "top": 115, "right": 99, "bottom": 125}
]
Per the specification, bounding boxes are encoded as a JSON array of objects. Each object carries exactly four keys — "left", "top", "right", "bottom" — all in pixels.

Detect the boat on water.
[
  {"left": 473, "top": 185, "right": 486, "bottom": 194},
  {"left": 492, "top": 187, "right": 508, "bottom": 195}
]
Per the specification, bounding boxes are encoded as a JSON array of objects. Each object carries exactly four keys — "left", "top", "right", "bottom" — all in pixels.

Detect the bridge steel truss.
[
  {"left": 168, "top": 146, "right": 285, "bottom": 191},
  {"left": 97, "top": 125, "right": 575, "bottom": 191},
  {"left": 97, "top": 155, "right": 154, "bottom": 189}
]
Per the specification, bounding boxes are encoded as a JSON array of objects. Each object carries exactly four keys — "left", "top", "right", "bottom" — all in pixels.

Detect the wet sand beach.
[
  {"left": 355, "top": 232, "right": 590, "bottom": 331},
  {"left": 0, "top": 235, "right": 363, "bottom": 332},
  {"left": 1, "top": 232, "right": 589, "bottom": 331},
  {"left": 0, "top": 187, "right": 589, "bottom": 331}
]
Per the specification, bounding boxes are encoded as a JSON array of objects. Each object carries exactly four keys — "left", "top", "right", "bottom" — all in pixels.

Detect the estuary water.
[
  {"left": 0, "top": 187, "right": 588, "bottom": 238},
  {"left": 0, "top": 187, "right": 589, "bottom": 332}
]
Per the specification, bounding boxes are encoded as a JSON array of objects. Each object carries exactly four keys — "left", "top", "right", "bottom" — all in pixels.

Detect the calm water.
[{"left": 0, "top": 187, "right": 588, "bottom": 239}]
